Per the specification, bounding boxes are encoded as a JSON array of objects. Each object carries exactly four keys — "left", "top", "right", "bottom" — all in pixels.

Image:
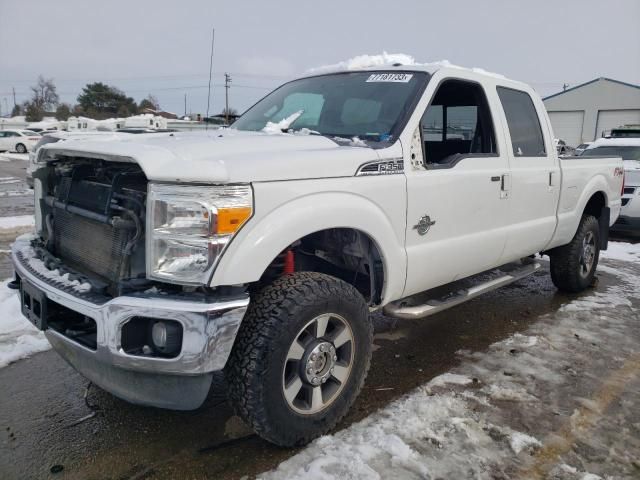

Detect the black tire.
[
  {"left": 550, "top": 214, "right": 600, "bottom": 293},
  {"left": 15, "top": 143, "right": 27, "bottom": 154},
  {"left": 225, "top": 272, "right": 373, "bottom": 447}
]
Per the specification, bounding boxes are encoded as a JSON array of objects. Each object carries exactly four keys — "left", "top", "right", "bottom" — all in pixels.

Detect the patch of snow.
[
  {"left": 427, "top": 373, "right": 474, "bottom": 389},
  {"left": 600, "top": 241, "right": 640, "bottom": 263},
  {"left": 19, "top": 243, "right": 91, "bottom": 293},
  {"left": 0, "top": 279, "right": 50, "bottom": 368},
  {"left": 508, "top": 431, "right": 541, "bottom": 454},
  {"left": 307, "top": 52, "right": 505, "bottom": 79},
  {"left": 0, "top": 215, "right": 34, "bottom": 230},
  {"left": 0, "top": 177, "right": 22, "bottom": 185},
  {"left": 0, "top": 189, "right": 31, "bottom": 197},
  {"left": 262, "top": 110, "right": 304, "bottom": 134},
  {"left": 308, "top": 52, "right": 416, "bottom": 74},
  {"left": 0, "top": 153, "right": 29, "bottom": 162},
  {"left": 332, "top": 136, "right": 369, "bottom": 148}
]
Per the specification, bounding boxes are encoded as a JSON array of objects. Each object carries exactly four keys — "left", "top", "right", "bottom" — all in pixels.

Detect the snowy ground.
[
  {"left": 0, "top": 153, "right": 29, "bottom": 162},
  {"left": 0, "top": 279, "right": 50, "bottom": 368},
  {"left": 260, "top": 243, "right": 640, "bottom": 480}
]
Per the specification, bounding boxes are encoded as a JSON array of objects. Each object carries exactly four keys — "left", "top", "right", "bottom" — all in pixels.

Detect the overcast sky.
[{"left": 1, "top": 0, "right": 639, "bottom": 117}]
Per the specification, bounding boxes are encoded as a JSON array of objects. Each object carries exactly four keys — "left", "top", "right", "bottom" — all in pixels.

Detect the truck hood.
[{"left": 41, "top": 130, "right": 381, "bottom": 183}]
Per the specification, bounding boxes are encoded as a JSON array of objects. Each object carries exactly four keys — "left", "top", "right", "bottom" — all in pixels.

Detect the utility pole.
[
  {"left": 184, "top": 93, "right": 187, "bottom": 118},
  {"left": 12, "top": 87, "right": 17, "bottom": 109},
  {"left": 224, "top": 73, "right": 232, "bottom": 125},
  {"left": 205, "top": 27, "right": 215, "bottom": 130},
  {"left": 562, "top": 83, "right": 569, "bottom": 91}
]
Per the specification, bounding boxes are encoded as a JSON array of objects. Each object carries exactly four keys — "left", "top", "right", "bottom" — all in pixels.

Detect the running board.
[{"left": 384, "top": 262, "right": 541, "bottom": 320}]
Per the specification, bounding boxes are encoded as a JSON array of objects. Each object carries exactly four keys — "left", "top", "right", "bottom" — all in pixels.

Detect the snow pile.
[
  {"left": 0, "top": 215, "right": 35, "bottom": 230},
  {"left": 307, "top": 53, "right": 506, "bottom": 79},
  {"left": 0, "top": 279, "right": 50, "bottom": 368},
  {"left": 262, "top": 110, "right": 304, "bottom": 134},
  {"left": 308, "top": 52, "right": 416, "bottom": 74},
  {"left": 260, "top": 242, "right": 640, "bottom": 479},
  {"left": 18, "top": 239, "right": 91, "bottom": 293}
]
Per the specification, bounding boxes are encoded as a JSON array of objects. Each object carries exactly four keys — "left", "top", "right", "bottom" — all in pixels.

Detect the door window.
[
  {"left": 496, "top": 87, "right": 546, "bottom": 157},
  {"left": 420, "top": 80, "right": 497, "bottom": 165}
]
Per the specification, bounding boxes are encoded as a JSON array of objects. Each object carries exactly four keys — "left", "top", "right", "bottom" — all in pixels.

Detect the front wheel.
[
  {"left": 15, "top": 143, "right": 27, "bottom": 154},
  {"left": 550, "top": 214, "right": 600, "bottom": 293},
  {"left": 225, "top": 272, "right": 373, "bottom": 446}
]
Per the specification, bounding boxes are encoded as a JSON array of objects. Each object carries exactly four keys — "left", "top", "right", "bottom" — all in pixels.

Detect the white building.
[{"left": 543, "top": 78, "right": 640, "bottom": 146}]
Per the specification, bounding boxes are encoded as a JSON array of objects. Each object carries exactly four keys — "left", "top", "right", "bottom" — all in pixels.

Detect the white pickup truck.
[{"left": 11, "top": 62, "right": 624, "bottom": 447}]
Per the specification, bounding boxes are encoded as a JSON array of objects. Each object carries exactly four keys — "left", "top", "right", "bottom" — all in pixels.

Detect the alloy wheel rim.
[
  {"left": 282, "top": 313, "right": 354, "bottom": 415},
  {"left": 579, "top": 231, "right": 596, "bottom": 278}
]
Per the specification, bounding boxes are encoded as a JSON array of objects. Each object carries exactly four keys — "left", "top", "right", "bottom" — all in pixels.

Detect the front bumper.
[{"left": 11, "top": 236, "right": 249, "bottom": 410}]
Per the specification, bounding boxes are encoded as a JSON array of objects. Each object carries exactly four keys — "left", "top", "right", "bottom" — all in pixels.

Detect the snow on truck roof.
[{"left": 305, "top": 52, "right": 518, "bottom": 84}]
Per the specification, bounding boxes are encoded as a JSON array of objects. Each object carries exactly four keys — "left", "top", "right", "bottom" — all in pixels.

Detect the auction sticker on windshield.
[{"left": 366, "top": 73, "right": 413, "bottom": 83}]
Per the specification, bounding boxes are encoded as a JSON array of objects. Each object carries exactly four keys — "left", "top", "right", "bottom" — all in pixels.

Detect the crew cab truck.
[{"left": 11, "top": 62, "right": 623, "bottom": 447}]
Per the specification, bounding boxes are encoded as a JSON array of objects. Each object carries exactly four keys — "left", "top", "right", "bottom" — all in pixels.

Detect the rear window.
[
  {"left": 582, "top": 146, "right": 640, "bottom": 161},
  {"left": 496, "top": 87, "right": 546, "bottom": 156}
]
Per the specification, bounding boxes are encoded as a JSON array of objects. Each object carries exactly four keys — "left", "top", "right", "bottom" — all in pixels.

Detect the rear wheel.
[
  {"left": 550, "top": 214, "right": 600, "bottom": 292},
  {"left": 225, "top": 272, "right": 372, "bottom": 446},
  {"left": 15, "top": 143, "right": 27, "bottom": 154}
]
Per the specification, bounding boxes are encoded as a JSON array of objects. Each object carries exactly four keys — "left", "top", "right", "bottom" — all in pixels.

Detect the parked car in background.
[
  {"left": 0, "top": 129, "right": 41, "bottom": 153},
  {"left": 583, "top": 137, "right": 640, "bottom": 233}
]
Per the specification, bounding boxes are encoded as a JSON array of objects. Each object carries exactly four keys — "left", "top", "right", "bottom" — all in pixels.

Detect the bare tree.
[{"left": 30, "top": 75, "right": 59, "bottom": 111}]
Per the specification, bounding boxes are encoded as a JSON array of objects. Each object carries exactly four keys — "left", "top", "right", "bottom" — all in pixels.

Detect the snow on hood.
[
  {"left": 41, "top": 129, "right": 379, "bottom": 183},
  {"left": 307, "top": 52, "right": 506, "bottom": 79}
]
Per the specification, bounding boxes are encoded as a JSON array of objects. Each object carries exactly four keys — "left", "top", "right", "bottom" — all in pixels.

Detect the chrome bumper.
[{"left": 11, "top": 236, "right": 249, "bottom": 410}]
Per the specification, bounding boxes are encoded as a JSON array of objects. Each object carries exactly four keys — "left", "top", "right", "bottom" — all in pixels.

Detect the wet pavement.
[
  {"left": 1, "top": 159, "right": 639, "bottom": 479},
  {"left": 0, "top": 156, "right": 33, "bottom": 280}
]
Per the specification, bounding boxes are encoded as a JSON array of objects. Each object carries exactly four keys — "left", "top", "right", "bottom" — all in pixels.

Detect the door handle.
[{"left": 500, "top": 173, "right": 510, "bottom": 199}]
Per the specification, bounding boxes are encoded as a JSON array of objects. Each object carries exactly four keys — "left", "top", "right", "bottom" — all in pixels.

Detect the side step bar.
[{"left": 384, "top": 262, "right": 541, "bottom": 320}]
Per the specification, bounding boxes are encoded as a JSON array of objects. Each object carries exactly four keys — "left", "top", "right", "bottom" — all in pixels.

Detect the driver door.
[{"left": 403, "top": 78, "right": 512, "bottom": 297}]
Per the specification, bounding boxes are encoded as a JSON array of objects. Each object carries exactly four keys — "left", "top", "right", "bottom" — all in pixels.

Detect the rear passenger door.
[{"left": 495, "top": 87, "right": 560, "bottom": 262}]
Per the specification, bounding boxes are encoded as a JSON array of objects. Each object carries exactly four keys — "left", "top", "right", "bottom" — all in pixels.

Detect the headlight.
[{"left": 146, "top": 183, "right": 253, "bottom": 284}]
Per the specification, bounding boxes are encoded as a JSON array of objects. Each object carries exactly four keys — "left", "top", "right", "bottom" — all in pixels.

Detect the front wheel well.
[{"left": 256, "top": 228, "right": 385, "bottom": 306}]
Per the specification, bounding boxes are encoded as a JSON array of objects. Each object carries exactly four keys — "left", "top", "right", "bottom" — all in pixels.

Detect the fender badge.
[{"left": 413, "top": 215, "right": 436, "bottom": 235}]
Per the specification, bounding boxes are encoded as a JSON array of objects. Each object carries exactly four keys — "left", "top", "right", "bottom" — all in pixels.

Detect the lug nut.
[
  {"left": 311, "top": 354, "right": 317, "bottom": 361},
  {"left": 321, "top": 377, "right": 327, "bottom": 383},
  {"left": 312, "top": 377, "right": 319, "bottom": 384},
  {"left": 330, "top": 367, "right": 335, "bottom": 373},
  {"left": 307, "top": 367, "right": 313, "bottom": 374},
  {"left": 333, "top": 355, "right": 337, "bottom": 361}
]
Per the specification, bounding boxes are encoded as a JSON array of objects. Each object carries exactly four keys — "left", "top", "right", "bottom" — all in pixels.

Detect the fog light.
[{"left": 150, "top": 320, "right": 183, "bottom": 356}]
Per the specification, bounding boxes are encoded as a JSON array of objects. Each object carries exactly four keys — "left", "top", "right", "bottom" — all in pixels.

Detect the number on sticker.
[{"left": 366, "top": 73, "right": 414, "bottom": 83}]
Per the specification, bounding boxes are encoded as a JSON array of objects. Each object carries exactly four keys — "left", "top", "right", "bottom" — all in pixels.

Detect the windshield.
[
  {"left": 232, "top": 71, "right": 428, "bottom": 142},
  {"left": 582, "top": 145, "right": 640, "bottom": 160}
]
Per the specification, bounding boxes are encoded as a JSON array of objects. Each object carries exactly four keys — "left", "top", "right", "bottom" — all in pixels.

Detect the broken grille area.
[{"left": 53, "top": 207, "right": 129, "bottom": 282}]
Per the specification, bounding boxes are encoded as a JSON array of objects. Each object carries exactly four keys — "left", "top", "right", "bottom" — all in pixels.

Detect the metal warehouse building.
[{"left": 543, "top": 77, "right": 640, "bottom": 146}]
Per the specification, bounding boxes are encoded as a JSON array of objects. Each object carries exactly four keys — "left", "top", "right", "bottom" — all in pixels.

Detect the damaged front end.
[
  {"left": 34, "top": 157, "right": 149, "bottom": 297},
  {"left": 10, "top": 152, "right": 249, "bottom": 410}
]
